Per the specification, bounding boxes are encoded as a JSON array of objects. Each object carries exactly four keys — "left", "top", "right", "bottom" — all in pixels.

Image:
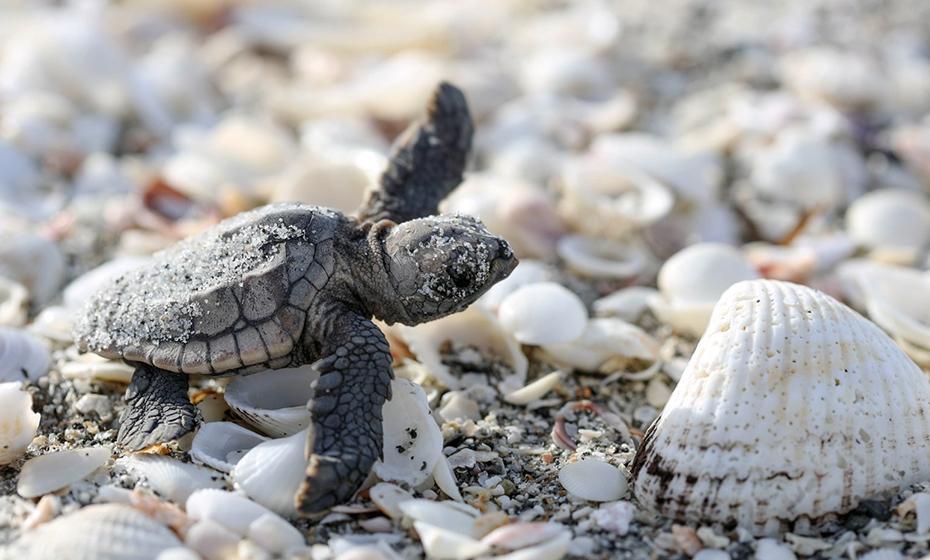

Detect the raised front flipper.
[
  {"left": 117, "top": 364, "right": 201, "bottom": 451},
  {"left": 356, "top": 82, "right": 473, "bottom": 224},
  {"left": 296, "top": 315, "right": 393, "bottom": 514}
]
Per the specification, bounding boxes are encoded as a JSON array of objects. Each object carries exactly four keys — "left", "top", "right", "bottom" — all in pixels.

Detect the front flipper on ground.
[
  {"left": 296, "top": 315, "right": 394, "bottom": 514},
  {"left": 117, "top": 364, "right": 201, "bottom": 451}
]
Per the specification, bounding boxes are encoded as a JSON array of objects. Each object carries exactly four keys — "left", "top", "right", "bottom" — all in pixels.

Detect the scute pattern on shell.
[
  {"left": 632, "top": 279, "right": 930, "bottom": 535},
  {"left": 74, "top": 204, "right": 344, "bottom": 373}
]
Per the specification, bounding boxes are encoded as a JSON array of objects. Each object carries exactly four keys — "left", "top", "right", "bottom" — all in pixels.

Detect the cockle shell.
[
  {"left": 18, "top": 446, "right": 112, "bottom": 498},
  {"left": 397, "top": 306, "right": 527, "bottom": 391},
  {"left": 632, "top": 279, "right": 930, "bottom": 535},
  {"left": 115, "top": 455, "right": 227, "bottom": 504},
  {"left": 0, "top": 277, "right": 28, "bottom": 326},
  {"left": 558, "top": 459, "right": 627, "bottom": 502},
  {"left": 231, "top": 429, "right": 308, "bottom": 517},
  {"left": 845, "top": 188, "right": 930, "bottom": 263},
  {"left": 0, "top": 382, "right": 40, "bottom": 464},
  {"left": 223, "top": 366, "right": 318, "bottom": 437},
  {"left": 190, "top": 422, "right": 269, "bottom": 473},
  {"left": 650, "top": 243, "right": 759, "bottom": 337},
  {"left": 0, "top": 326, "right": 51, "bottom": 382},
  {"left": 556, "top": 235, "right": 651, "bottom": 279},
  {"left": 8, "top": 504, "right": 182, "bottom": 560},
  {"left": 374, "top": 379, "right": 442, "bottom": 487},
  {"left": 498, "top": 282, "right": 587, "bottom": 345}
]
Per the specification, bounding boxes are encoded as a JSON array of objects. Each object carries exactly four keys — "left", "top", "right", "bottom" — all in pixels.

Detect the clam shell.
[
  {"left": 632, "top": 279, "right": 930, "bottom": 535},
  {"left": 115, "top": 455, "right": 227, "bottom": 503},
  {"left": 223, "top": 366, "right": 318, "bottom": 437},
  {"left": 190, "top": 422, "right": 269, "bottom": 473},
  {"left": 186, "top": 489, "right": 302, "bottom": 544},
  {"left": 374, "top": 379, "right": 442, "bottom": 487},
  {"left": 558, "top": 459, "right": 627, "bottom": 502},
  {"left": 18, "top": 446, "right": 112, "bottom": 498},
  {"left": 0, "top": 277, "right": 28, "bottom": 326},
  {"left": 231, "top": 429, "right": 308, "bottom": 517},
  {"left": 0, "top": 382, "right": 40, "bottom": 464},
  {"left": 498, "top": 282, "right": 587, "bottom": 345},
  {"left": 412, "top": 521, "right": 490, "bottom": 560},
  {"left": 651, "top": 243, "right": 759, "bottom": 337},
  {"left": 397, "top": 306, "right": 527, "bottom": 391},
  {"left": 556, "top": 235, "right": 650, "bottom": 279},
  {"left": 541, "top": 318, "right": 659, "bottom": 373},
  {"left": 0, "top": 326, "right": 51, "bottom": 382},
  {"left": 846, "top": 188, "right": 930, "bottom": 263},
  {"left": 9, "top": 504, "right": 182, "bottom": 560}
]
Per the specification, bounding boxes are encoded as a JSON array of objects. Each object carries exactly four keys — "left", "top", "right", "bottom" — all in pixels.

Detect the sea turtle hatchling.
[{"left": 74, "top": 82, "right": 517, "bottom": 514}]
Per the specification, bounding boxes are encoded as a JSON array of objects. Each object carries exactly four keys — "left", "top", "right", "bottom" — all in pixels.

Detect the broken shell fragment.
[
  {"left": 231, "top": 429, "right": 308, "bottom": 517},
  {"left": 413, "top": 521, "right": 490, "bottom": 560},
  {"left": 223, "top": 366, "right": 317, "bottom": 437},
  {"left": 541, "top": 318, "right": 659, "bottom": 373},
  {"left": 556, "top": 235, "right": 651, "bottom": 279},
  {"left": 18, "top": 446, "right": 112, "bottom": 498},
  {"left": 0, "top": 327, "right": 51, "bottom": 382},
  {"left": 115, "top": 455, "right": 227, "bottom": 504},
  {"left": 0, "top": 382, "right": 40, "bottom": 465},
  {"left": 190, "top": 422, "right": 269, "bottom": 473},
  {"left": 632, "top": 279, "right": 930, "bottom": 535},
  {"left": 0, "top": 278, "right": 28, "bottom": 326},
  {"left": 503, "top": 371, "right": 564, "bottom": 405},
  {"left": 558, "top": 459, "right": 627, "bottom": 502},
  {"left": 374, "top": 379, "right": 442, "bottom": 487},
  {"left": 370, "top": 482, "right": 414, "bottom": 520},
  {"left": 498, "top": 282, "right": 587, "bottom": 345}
]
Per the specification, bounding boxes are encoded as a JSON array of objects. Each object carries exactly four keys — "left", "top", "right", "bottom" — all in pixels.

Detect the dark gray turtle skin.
[{"left": 74, "top": 82, "right": 518, "bottom": 515}]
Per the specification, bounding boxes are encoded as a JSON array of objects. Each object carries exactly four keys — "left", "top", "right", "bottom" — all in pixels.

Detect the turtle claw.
[
  {"left": 296, "top": 454, "right": 365, "bottom": 514},
  {"left": 117, "top": 364, "right": 201, "bottom": 451}
]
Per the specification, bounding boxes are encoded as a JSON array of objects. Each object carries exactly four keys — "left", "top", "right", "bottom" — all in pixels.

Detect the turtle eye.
[{"left": 448, "top": 266, "right": 472, "bottom": 289}]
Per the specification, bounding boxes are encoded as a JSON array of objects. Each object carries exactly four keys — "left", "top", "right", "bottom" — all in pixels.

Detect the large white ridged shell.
[
  {"left": 18, "top": 446, "right": 112, "bottom": 498},
  {"left": 397, "top": 306, "right": 527, "bottom": 391},
  {"left": 0, "top": 277, "right": 28, "bottom": 326},
  {"left": 650, "top": 243, "right": 759, "bottom": 337},
  {"left": 0, "top": 327, "right": 51, "bottom": 382},
  {"left": 231, "top": 429, "right": 308, "bottom": 517},
  {"left": 223, "top": 366, "right": 318, "bottom": 437},
  {"left": 498, "top": 282, "right": 588, "bottom": 345},
  {"left": 0, "top": 382, "right": 40, "bottom": 464},
  {"left": 115, "top": 455, "right": 227, "bottom": 503},
  {"left": 8, "top": 504, "right": 182, "bottom": 560},
  {"left": 374, "top": 379, "right": 442, "bottom": 487},
  {"left": 845, "top": 188, "right": 930, "bottom": 263},
  {"left": 632, "top": 279, "right": 930, "bottom": 535},
  {"left": 190, "top": 422, "right": 269, "bottom": 473}
]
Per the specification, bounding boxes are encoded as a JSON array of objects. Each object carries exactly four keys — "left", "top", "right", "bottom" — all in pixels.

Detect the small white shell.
[
  {"left": 477, "top": 260, "right": 552, "bottom": 312},
  {"left": 498, "top": 282, "right": 587, "bottom": 345},
  {"left": 432, "top": 454, "right": 464, "bottom": 502},
  {"left": 28, "top": 306, "right": 76, "bottom": 343},
  {"left": 413, "top": 521, "right": 490, "bottom": 560},
  {"left": 18, "top": 446, "right": 112, "bottom": 498},
  {"left": 591, "top": 501, "right": 636, "bottom": 535},
  {"left": 481, "top": 522, "right": 566, "bottom": 550},
  {"left": 0, "top": 382, "right": 40, "bottom": 464},
  {"left": 184, "top": 519, "right": 240, "bottom": 560},
  {"left": 492, "top": 529, "right": 571, "bottom": 560},
  {"left": 558, "top": 459, "right": 627, "bottom": 502},
  {"left": 541, "top": 318, "right": 659, "bottom": 373},
  {"left": 397, "top": 306, "right": 527, "bottom": 390},
  {"left": 224, "top": 366, "right": 318, "bottom": 437},
  {"left": 754, "top": 539, "right": 797, "bottom": 560},
  {"left": 248, "top": 513, "right": 306, "bottom": 554},
  {"left": 9, "top": 504, "right": 182, "bottom": 560},
  {"left": 271, "top": 157, "right": 375, "bottom": 215},
  {"left": 232, "top": 429, "right": 308, "bottom": 517},
  {"left": 0, "top": 277, "right": 28, "bottom": 326},
  {"left": 0, "top": 327, "right": 51, "bottom": 382},
  {"left": 190, "top": 422, "right": 269, "bottom": 473},
  {"left": 846, "top": 189, "right": 930, "bottom": 263},
  {"left": 186, "top": 489, "right": 302, "bottom": 543},
  {"left": 60, "top": 353, "right": 135, "bottom": 383},
  {"left": 374, "top": 379, "right": 442, "bottom": 487},
  {"left": 651, "top": 243, "right": 759, "bottom": 336},
  {"left": 557, "top": 235, "right": 651, "bottom": 279},
  {"left": 593, "top": 287, "right": 660, "bottom": 323},
  {"left": 503, "top": 371, "right": 563, "bottom": 405},
  {"left": 370, "top": 483, "right": 414, "bottom": 520},
  {"left": 115, "top": 455, "right": 227, "bottom": 503},
  {"left": 0, "top": 232, "right": 65, "bottom": 307},
  {"left": 399, "top": 499, "right": 478, "bottom": 535}
]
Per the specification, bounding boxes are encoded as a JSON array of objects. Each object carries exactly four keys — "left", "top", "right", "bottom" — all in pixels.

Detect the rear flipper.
[
  {"left": 296, "top": 316, "right": 393, "bottom": 514},
  {"left": 117, "top": 364, "right": 200, "bottom": 451}
]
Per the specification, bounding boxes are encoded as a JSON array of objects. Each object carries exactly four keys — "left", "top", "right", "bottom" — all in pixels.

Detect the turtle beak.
[{"left": 491, "top": 238, "right": 518, "bottom": 279}]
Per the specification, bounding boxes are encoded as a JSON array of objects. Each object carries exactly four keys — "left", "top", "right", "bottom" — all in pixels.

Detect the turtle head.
[{"left": 370, "top": 215, "right": 517, "bottom": 325}]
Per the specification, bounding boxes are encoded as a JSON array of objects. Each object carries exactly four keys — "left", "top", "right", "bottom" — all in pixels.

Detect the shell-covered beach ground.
[{"left": 6, "top": 1, "right": 930, "bottom": 559}]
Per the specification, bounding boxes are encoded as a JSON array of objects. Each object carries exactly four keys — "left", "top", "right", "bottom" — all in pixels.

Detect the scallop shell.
[
  {"left": 558, "top": 154, "right": 674, "bottom": 238},
  {"left": 190, "top": 422, "right": 269, "bottom": 473},
  {"left": 556, "top": 235, "right": 651, "bottom": 279},
  {"left": 558, "top": 459, "right": 627, "bottom": 502},
  {"left": 0, "top": 231, "right": 65, "bottom": 307},
  {"left": 650, "top": 243, "right": 760, "bottom": 337},
  {"left": 115, "top": 455, "right": 227, "bottom": 504},
  {"left": 8, "top": 504, "right": 182, "bottom": 560},
  {"left": 0, "top": 382, "right": 40, "bottom": 465},
  {"left": 18, "top": 446, "right": 112, "bottom": 498},
  {"left": 397, "top": 306, "right": 527, "bottom": 391},
  {"left": 0, "top": 277, "right": 28, "bottom": 326},
  {"left": 0, "top": 326, "right": 51, "bottom": 382},
  {"left": 845, "top": 188, "right": 930, "bottom": 264},
  {"left": 632, "top": 279, "right": 930, "bottom": 535},
  {"left": 223, "top": 366, "right": 318, "bottom": 437},
  {"left": 541, "top": 318, "right": 659, "bottom": 373},
  {"left": 498, "top": 282, "right": 587, "bottom": 345},
  {"left": 231, "top": 429, "right": 308, "bottom": 517},
  {"left": 186, "top": 489, "right": 302, "bottom": 544},
  {"left": 374, "top": 379, "right": 442, "bottom": 487}
]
